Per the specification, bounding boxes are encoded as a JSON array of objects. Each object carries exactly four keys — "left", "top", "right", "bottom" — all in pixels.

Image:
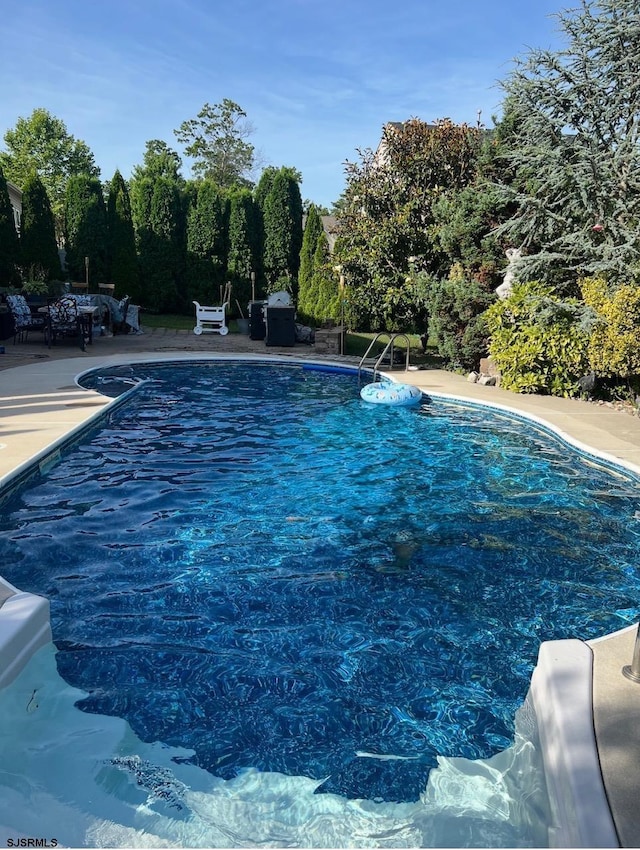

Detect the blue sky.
[{"left": 1, "top": 0, "right": 564, "bottom": 209}]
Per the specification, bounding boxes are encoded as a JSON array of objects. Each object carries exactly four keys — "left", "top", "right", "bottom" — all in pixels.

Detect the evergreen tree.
[
  {"left": 262, "top": 169, "right": 303, "bottom": 294},
  {"left": 227, "top": 188, "right": 259, "bottom": 311},
  {"left": 184, "top": 180, "right": 229, "bottom": 304},
  {"left": 311, "top": 232, "right": 340, "bottom": 324},
  {"left": 64, "top": 174, "right": 108, "bottom": 285},
  {"left": 130, "top": 143, "right": 186, "bottom": 311},
  {"left": 252, "top": 167, "right": 277, "bottom": 293},
  {"left": 0, "top": 166, "right": 21, "bottom": 285},
  {"left": 425, "top": 265, "right": 495, "bottom": 370},
  {"left": 254, "top": 165, "right": 301, "bottom": 208},
  {"left": 146, "top": 177, "right": 183, "bottom": 312},
  {"left": 132, "top": 140, "right": 185, "bottom": 184},
  {"left": 297, "top": 204, "right": 324, "bottom": 321},
  {"left": 254, "top": 167, "right": 277, "bottom": 210},
  {"left": 20, "top": 173, "right": 61, "bottom": 281},
  {"left": 421, "top": 125, "right": 518, "bottom": 368},
  {"left": 129, "top": 176, "right": 155, "bottom": 307},
  {"left": 495, "top": 0, "right": 640, "bottom": 286},
  {"left": 107, "top": 170, "right": 138, "bottom": 299}
]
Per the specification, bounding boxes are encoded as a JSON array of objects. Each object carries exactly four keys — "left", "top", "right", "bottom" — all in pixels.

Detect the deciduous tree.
[
  {"left": 0, "top": 108, "right": 98, "bottom": 235},
  {"left": 175, "top": 99, "right": 255, "bottom": 188},
  {"left": 336, "top": 118, "right": 482, "bottom": 331}
]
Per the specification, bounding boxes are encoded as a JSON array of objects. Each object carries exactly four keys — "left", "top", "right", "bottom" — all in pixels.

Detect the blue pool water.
[{"left": 1, "top": 360, "right": 639, "bottom": 845}]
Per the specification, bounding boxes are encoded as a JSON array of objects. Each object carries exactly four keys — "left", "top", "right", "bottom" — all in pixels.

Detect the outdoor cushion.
[
  {"left": 68, "top": 293, "right": 93, "bottom": 307},
  {"left": 48, "top": 296, "right": 79, "bottom": 326},
  {"left": 6, "top": 294, "right": 32, "bottom": 325}
]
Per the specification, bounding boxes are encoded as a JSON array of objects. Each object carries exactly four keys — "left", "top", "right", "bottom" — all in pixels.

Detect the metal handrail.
[
  {"left": 623, "top": 622, "right": 640, "bottom": 682},
  {"left": 357, "top": 332, "right": 412, "bottom": 383}
]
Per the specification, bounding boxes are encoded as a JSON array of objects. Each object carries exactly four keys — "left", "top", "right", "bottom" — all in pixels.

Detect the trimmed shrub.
[
  {"left": 485, "top": 281, "right": 591, "bottom": 396},
  {"left": 580, "top": 277, "right": 640, "bottom": 379},
  {"left": 426, "top": 264, "right": 495, "bottom": 370}
]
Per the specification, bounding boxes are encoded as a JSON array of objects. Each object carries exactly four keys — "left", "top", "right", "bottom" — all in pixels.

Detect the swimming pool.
[{"left": 0, "top": 359, "right": 638, "bottom": 846}]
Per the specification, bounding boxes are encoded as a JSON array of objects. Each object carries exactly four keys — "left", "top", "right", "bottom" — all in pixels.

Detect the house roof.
[
  {"left": 321, "top": 215, "right": 338, "bottom": 253},
  {"left": 7, "top": 181, "right": 22, "bottom": 208}
]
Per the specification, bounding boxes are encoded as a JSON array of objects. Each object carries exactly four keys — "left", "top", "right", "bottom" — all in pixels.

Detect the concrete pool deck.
[{"left": 2, "top": 328, "right": 640, "bottom": 846}]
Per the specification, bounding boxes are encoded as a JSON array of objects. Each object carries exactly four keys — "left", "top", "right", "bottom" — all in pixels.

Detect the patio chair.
[
  {"left": 111, "top": 296, "right": 131, "bottom": 334},
  {"left": 5, "top": 294, "right": 45, "bottom": 343},
  {"left": 44, "top": 295, "right": 92, "bottom": 351}
]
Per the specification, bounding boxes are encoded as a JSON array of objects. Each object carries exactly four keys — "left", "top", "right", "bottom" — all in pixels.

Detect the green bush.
[
  {"left": 581, "top": 277, "right": 640, "bottom": 379},
  {"left": 485, "top": 281, "right": 591, "bottom": 396},
  {"left": 426, "top": 265, "right": 494, "bottom": 370}
]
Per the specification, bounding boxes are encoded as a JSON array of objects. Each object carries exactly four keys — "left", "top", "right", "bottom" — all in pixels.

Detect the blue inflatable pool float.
[{"left": 360, "top": 381, "right": 423, "bottom": 407}]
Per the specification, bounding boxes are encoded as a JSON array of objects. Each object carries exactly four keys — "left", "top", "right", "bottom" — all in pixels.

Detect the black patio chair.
[
  {"left": 44, "top": 295, "right": 90, "bottom": 351},
  {"left": 5, "top": 294, "right": 45, "bottom": 343}
]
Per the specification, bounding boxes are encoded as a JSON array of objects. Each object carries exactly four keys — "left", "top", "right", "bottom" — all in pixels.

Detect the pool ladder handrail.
[{"left": 357, "top": 332, "right": 412, "bottom": 384}]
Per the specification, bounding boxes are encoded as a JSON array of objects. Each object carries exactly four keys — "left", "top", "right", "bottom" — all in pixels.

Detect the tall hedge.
[
  {"left": 262, "top": 170, "right": 303, "bottom": 294},
  {"left": 185, "top": 180, "right": 228, "bottom": 305},
  {"left": 227, "top": 188, "right": 259, "bottom": 312},
  {"left": 150, "top": 178, "right": 184, "bottom": 312},
  {"left": 309, "top": 232, "right": 340, "bottom": 325},
  {"left": 20, "top": 173, "right": 61, "bottom": 281},
  {"left": 64, "top": 174, "right": 108, "bottom": 285},
  {"left": 251, "top": 168, "right": 276, "bottom": 294},
  {"left": 297, "top": 204, "right": 324, "bottom": 321},
  {"left": 107, "top": 170, "right": 138, "bottom": 299},
  {"left": 129, "top": 175, "right": 154, "bottom": 307},
  {"left": 0, "top": 167, "right": 21, "bottom": 285}
]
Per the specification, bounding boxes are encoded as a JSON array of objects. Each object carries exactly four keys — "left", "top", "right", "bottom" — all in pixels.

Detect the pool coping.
[{"left": 2, "top": 351, "right": 640, "bottom": 846}]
